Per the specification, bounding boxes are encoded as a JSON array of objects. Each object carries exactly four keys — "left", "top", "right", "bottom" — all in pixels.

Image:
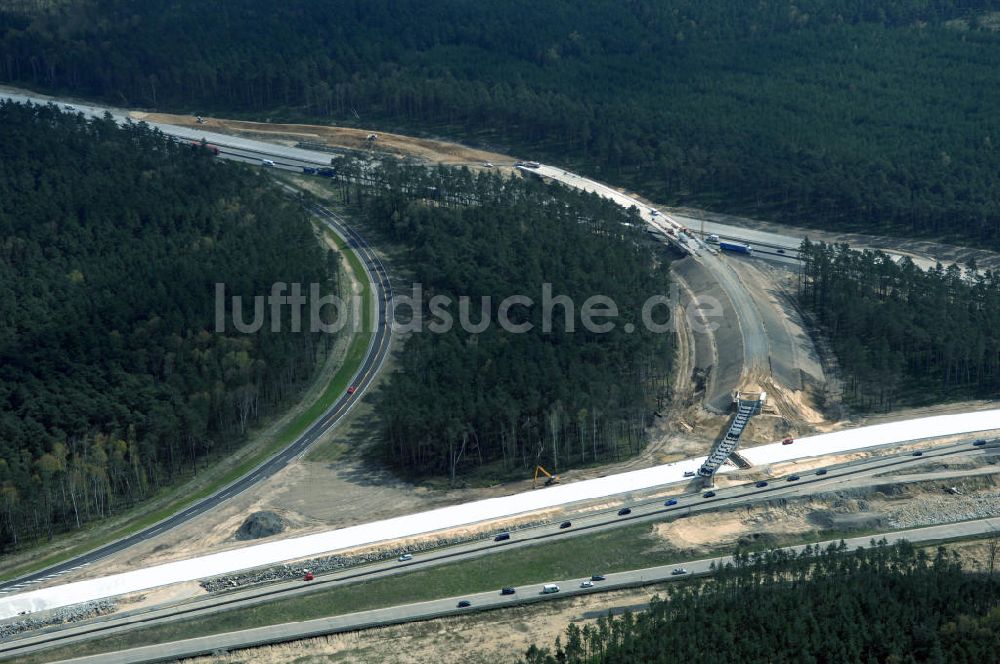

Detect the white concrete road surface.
[
  {"left": 1, "top": 408, "right": 997, "bottom": 620},
  {"left": 52, "top": 518, "right": 1000, "bottom": 664},
  {"left": 2, "top": 90, "right": 998, "bottom": 622}
]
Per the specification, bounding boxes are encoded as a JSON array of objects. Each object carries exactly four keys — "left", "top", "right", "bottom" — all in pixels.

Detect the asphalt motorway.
[
  {"left": 0, "top": 200, "right": 393, "bottom": 596},
  {"left": 532, "top": 165, "right": 772, "bottom": 378},
  {"left": 5, "top": 439, "right": 995, "bottom": 661},
  {"left": 47, "top": 516, "right": 1000, "bottom": 664}
]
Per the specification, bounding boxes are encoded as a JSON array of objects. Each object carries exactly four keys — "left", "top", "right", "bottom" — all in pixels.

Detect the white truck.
[{"left": 542, "top": 583, "right": 560, "bottom": 594}]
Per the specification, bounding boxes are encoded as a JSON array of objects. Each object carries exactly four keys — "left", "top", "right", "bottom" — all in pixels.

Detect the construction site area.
[{"left": 4, "top": 96, "right": 1000, "bottom": 664}]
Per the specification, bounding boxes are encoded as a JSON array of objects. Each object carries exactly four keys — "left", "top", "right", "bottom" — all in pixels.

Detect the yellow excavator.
[{"left": 533, "top": 465, "right": 560, "bottom": 489}]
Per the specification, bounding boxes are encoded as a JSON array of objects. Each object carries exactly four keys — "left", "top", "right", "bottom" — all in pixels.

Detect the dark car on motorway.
[
  {"left": 703, "top": 491, "right": 716, "bottom": 498},
  {"left": 591, "top": 574, "right": 606, "bottom": 581},
  {"left": 973, "top": 439, "right": 987, "bottom": 446},
  {"left": 665, "top": 498, "right": 678, "bottom": 506},
  {"left": 457, "top": 600, "right": 472, "bottom": 608},
  {"left": 787, "top": 475, "right": 800, "bottom": 482},
  {"left": 912, "top": 451, "right": 924, "bottom": 457},
  {"left": 500, "top": 587, "right": 516, "bottom": 595},
  {"left": 816, "top": 468, "right": 828, "bottom": 475},
  {"left": 755, "top": 481, "right": 768, "bottom": 488},
  {"left": 559, "top": 521, "right": 572, "bottom": 529},
  {"left": 494, "top": 532, "right": 511, "bottom": 542},
  {"left": 617, "top": 507, "right": 632, "bottom": 516}
]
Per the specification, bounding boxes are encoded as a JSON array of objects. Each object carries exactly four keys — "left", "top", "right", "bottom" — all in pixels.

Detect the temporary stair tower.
[{"left": 698, "top": 385, "right": 766, "bottom": 481}]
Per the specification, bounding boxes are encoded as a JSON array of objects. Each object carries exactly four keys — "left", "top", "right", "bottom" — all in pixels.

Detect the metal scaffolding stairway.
[{"left": 698, "top": 397, "right": 762, "bottom": 478}]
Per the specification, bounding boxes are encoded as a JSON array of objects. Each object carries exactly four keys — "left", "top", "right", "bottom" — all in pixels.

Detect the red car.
[
  {"left": 782, "top": 437, "right": 794, "bottom": 445},
  {"left": 347, "top": 386, "right": 357, "bottom": 395},
  {"left": 303, "top": 571, "right": 314, "bottom": 581}
]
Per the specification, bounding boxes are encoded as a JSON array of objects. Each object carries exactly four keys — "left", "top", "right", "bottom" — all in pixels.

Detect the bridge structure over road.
[{"left": 698, "top": 389, "right": 765, "bottom": 480}]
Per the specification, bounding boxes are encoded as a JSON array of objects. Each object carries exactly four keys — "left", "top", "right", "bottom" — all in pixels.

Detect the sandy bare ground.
[
  {"left": 188, "top": 585, "right": 664, "bottom": 664},
  {"left": 186, "top": 529, "right": 1000, "bottom": 664},
  {"left": 132, "top": 112, "right": 513, "bottom": 169},
  {"left": 0, "top": 299, "right": 357, "bottom": 582},
  {"left": 32, "top": 111, "right": 996, "bottom": 587}
]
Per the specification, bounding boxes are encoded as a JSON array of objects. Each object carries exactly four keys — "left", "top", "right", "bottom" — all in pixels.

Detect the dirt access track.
[{"left": 132, "top": 112, "right": 514, "bottom": 168}]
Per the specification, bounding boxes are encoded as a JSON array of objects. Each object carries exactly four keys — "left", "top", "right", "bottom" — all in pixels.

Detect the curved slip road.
[{"left": 0, "top": 201, "right": 393, "bottom": 597}]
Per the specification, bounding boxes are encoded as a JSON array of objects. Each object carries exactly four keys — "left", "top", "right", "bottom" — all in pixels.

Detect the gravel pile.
[
  {"left": 235, "top": 511, "right": 285, "bottom": 540},
  {"left": 200, "top": 521, "right": 544, "bottom": 592},
  {"left": 888, "top": 491, "right": 1000, "bottom": 528},
  {"left": 0, "top": 599, "right": 116, "bottom": 640}
]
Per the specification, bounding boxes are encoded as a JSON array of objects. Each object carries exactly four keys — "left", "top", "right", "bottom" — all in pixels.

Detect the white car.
[
  {"left": 261, "top": 159, "right": 276, "bottom": 167},
  {"left": 672, "top": 567, "right": 688, "bottom": 575},
  {"left": 483, "top": 161, "right": 494, "bottom": 168},
  {"left": 580, "top": 580, "right": 594, "bottom": 588},
  {"left": 683, "top": 471, "right": 696, "bottom": 477},
  {"left": 398, "top": 553, "right": 413, "bottom": 562}
]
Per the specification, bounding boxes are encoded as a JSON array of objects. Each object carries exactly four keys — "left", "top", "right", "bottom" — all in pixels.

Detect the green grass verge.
[
  {"left": 22, "top": 522, "right": 671, "bottom": 663},
  {"left": 0, "top": 211, "right": 375, "bottom": 583},
  {"left": 20, "top": 515, "right": 996, "bottom": 663}
]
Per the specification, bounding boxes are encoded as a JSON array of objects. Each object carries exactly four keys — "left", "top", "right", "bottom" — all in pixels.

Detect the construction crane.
[{"left": 533, "top": 465, "right": 560, "bottom": 489}]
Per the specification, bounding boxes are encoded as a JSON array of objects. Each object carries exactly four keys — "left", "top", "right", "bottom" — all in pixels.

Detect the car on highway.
[
  {"left": 302, "top": 166, "right": 318, "bottom": 175},
  {"left": 782, "top": 437, "right": 794, "bottom": 445},
  {"left": 683, "top": 470, "right": 696, "bottom": 477},
  {"left": 617, "top": 507, "right": 632, "bottom": 516},
  {"left": 398, "top": 553, "right": 413, "bottom": 562},
  {"left": 483, "top": 161, "right": 494, "bottom": 168},
  {"left": 912, "top": 451, "right": 924, "bottom": 457},
  {"left": 494, "top": 532, "right": 511, "bottom": 542},
  {"left": 542, "top": 583, "right": 560, "bottom": 594},
  {"left": 261, "top": 159, "right": 275, "bottom": 167},
  {"left": 500, "top": 587, "right": 516, "bottom": 595},
  {"left": 974, "top": 439, "right": 987, "bottom": 446},
  {"left": 580, "top": 580, "right": 594, "bottom": 588},
  {"left": 303, "top": 570, "right": 314, "bottom": 581},
  {"left": 559, "top": 520, "right": 572, "bottom": 529},
  {"left": 591, "top": 574, "right": 606, "bottom": 581},
  {"left": 816, "top": 468, "right": 828, "bottom": 475},
  {"left": 347, "top": 385, "right": 357, "bottom": 395},
  {"left": 457, "top": 600, "right": 472, "bottom": 608},
  {"left": 703, "top": 491, "right": 716, "bottom": 498},
  {"left": 777, "top": 249, "right": 786, "bottom": 254},
  {"left": 787, "top": 475, "right": 800, "bottom": 482},
  {"left": 665, "top": 498, "right": 678, "bottom": 506},
  {"left": 671, "top": 567, "right": 688, "bottom": 575},
  {"left": 755, "top": 481, "right": 769, "bottom": 488}
]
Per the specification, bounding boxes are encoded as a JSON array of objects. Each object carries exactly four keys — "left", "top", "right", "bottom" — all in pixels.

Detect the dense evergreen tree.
[
  {"left": 798, "top": 240, "right": 1000, "bottom": 409},
  {"left": 2, "top": 1, "right": 1000, "bottom": 244},
  {"left": 334, "top": 159, "right": 675, "bottom": 480},
  {"left": 0, "top": 102, "right": 336, "bottom": 548},
  {"left": 527, "top": 541, "right": 1000, "bottom": 663}
]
